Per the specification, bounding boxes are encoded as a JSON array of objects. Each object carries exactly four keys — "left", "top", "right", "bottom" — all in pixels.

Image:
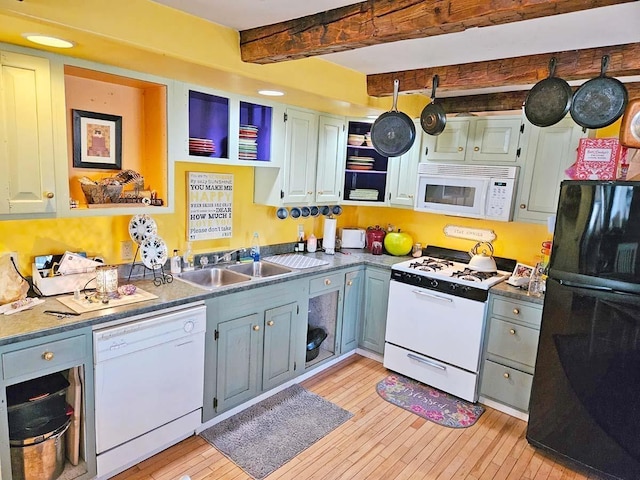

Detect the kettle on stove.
[
  {"left": 365, "top": 226, "right": 386, "bottom": 254},
  {"left": 468, "top": 242, "right": 497, "bottom": 272}
]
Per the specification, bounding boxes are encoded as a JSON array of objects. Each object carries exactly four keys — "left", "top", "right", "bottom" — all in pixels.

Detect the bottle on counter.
[
  {"left": 251, "top": 232, "right": 261, "bottom": 262},
  {"left": 183, "top": 242, "right": 194, "bottom": 271},
  {"left": 170, "top": 249, "right": 182, "bottom": 274},
  {"left": 307, "top": 234, "right": 317, "bottom": 253}
]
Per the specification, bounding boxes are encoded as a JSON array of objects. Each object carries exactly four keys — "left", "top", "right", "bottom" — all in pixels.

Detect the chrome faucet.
[{"left": 213, "top": 248, "right": 247, "bottom": 265}]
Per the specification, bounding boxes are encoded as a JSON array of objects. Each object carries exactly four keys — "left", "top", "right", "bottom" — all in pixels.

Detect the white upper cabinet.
[
  {"left": 387, "top": 119, "right": 421, "bottom": 208},
  {"left": 515, "top": 116, "right": 587, "bottom": 224},
  {"left": 315, "top": 115, "right": 346, "bottom": 205},
  {"left": 422, "top": 115, "right": 523, "bottom": 165},
  {"left": 0, "top": 51, "right": 56, "bottom": 215},
  {"left": 282, "top": 108, "right": 318, "bottom": 204}
]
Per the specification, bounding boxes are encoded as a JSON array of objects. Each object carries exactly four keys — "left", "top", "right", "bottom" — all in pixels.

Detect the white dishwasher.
[{"left": 93, "top": 304, "right": 206, "bottom": 478}]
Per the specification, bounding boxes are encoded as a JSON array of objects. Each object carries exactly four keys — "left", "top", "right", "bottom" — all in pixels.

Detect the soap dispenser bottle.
[
  {"left": 250, "top": 232, "right": 261, "bottom": 262},
  {"left": 170, "top": 249, "right": 182, "bottom": 274}
]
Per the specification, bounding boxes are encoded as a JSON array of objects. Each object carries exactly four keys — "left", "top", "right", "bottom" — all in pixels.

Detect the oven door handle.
[
  {"left": 407, "top": 353, "right": 447, "bottom": 370},
  {"left": 412, "top": 289, "right": 453, "bottom": 303}
]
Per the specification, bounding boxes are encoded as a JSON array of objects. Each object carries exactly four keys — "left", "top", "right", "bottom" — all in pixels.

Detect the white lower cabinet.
[{"left": 480, "top": 294, "right": 542, "bottom": 413}]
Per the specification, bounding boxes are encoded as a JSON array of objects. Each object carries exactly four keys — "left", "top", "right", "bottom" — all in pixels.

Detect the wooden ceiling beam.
[
  {"left": 240, "top": 0, "right": 635, "bottom": 64},
  {"left": 367, "top": 42, "right": 640, "bottom": 97},
  {"left": 439, "top": 82, "right": 640, "bottom": 113}
]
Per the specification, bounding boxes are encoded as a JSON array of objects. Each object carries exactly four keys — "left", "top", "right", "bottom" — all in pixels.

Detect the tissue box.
[{"left": 32, "top": 264, "right": 96, "bottom": 296}]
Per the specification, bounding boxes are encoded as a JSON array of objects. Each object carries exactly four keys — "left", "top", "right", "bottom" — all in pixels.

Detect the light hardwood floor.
[{"left": 113, "top": 355, "right": 603, "bottom": 480}]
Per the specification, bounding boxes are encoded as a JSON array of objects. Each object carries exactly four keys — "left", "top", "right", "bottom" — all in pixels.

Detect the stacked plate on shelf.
[
  {"left": 349, "top": 189, "right": 379, "bottom": 201},
  {"left": 239, "top": 124, "right": 258, "bottom": 160},
  {"left": 189, "top": 137, "right": 215, "bottom": 156},
  {"left": 346, "top": 156, "right": 375, "bottom": 170}
]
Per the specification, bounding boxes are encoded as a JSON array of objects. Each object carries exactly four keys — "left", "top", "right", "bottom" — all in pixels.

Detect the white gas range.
[{"left": 383, "top": 246, "right": 516, "bottom": 402}]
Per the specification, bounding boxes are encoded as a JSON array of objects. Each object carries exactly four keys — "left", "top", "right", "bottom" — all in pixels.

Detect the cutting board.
[{"left": 65, "top": 366, "right": 81, "bottom": 465}]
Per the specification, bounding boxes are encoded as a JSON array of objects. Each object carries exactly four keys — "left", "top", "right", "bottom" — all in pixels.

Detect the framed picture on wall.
[{"left": 72, "top": 109, "right": 122, "bottom": 169}]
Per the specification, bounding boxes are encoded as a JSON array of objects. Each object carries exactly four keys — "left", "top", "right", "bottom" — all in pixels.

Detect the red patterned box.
[{"left": 574, "top": 138, "right": 628, "bottom": 180}]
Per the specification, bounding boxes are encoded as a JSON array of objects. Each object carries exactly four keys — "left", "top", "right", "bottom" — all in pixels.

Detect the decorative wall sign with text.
[
  {"left": 187, "top": 172, "right": 233, "bottom": 241},
  {"left": 443, "top": 225, "right": 496, "bottom": 242}
]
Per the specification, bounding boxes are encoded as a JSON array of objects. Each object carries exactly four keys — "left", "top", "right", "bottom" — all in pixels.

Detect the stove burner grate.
[
  {"left": 408, "top": 258, "right": 453, "bottom": 272},
  {"left": 451, "top": 268, "right": 497, "bottom": 282}
]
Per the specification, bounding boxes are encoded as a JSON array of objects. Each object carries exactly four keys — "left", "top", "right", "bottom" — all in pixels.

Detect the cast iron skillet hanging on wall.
[
  {"left": 570, "top": 55, "right": 628, "bottom": 130},
  {"left": 370, "top": 79, "right": 416, "bottom": 157},
  {"left": 524, "top": 57, "right": 572, "bottom": 127},
  {"left": 420, "top": 75, "right": 447, "bottom": 135}
]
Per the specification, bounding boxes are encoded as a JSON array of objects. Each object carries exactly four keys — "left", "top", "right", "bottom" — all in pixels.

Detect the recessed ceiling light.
[
  {"left": 22, "top": 34, "right": 75, "bottom": 49},
  {"left": 258, "top": 90, "right": 284, "bottom": 97}
]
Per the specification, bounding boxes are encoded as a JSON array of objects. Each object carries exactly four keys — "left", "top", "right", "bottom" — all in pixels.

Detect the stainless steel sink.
[
  {"left": 226, "top": 261, "right": 292, "bottom": 278},
  {"left": 175, "top": 267, "right": 251, "bottom": 289}
]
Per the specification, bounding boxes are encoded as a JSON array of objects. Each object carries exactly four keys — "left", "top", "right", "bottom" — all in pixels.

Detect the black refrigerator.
[{"left": 527, "top": 180, "right": 640, "bottom": 480}]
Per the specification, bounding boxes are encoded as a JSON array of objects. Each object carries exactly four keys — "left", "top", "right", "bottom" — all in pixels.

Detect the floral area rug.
[{"left": 376, "top": 374, "right": 484, "bottom": 428}]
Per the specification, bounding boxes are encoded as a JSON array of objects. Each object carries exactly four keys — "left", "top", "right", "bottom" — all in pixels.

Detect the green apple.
[{"left": 384, "top": 230, "right": 413, "bottom": 256}]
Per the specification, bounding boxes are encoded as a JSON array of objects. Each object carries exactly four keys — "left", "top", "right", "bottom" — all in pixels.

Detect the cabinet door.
[
  {"left": 360, "top": 267, "right": 390, "bottom": 354},
  {"left": 316, "top": 115, "right": 345, "bottom": 204},
  {"left": 282, "top": 108, "right": 318, "bottom": 204},
  {"left": 263, "top": 302, "right": 298, "bottom": 391},
  {"left": 469, "top": 117, "right": 522, "bottom": 163},
  {"left": 0, "top": 51, "right": 56, "bottom": 214},
  {"left": 387, "top": 120, "right": 421, "bottom": 208},
  {"left": 216, "top": 313, "right": 261, "bottom": 413},
  {"left": 421, "top": 118, "right": 471, "bottom": 163},
  {"left": 516, "top": 116, "right": 586, "bottom": 224},
  {"left": 341, "top": 269, "right": 363, "bottom": 353}
]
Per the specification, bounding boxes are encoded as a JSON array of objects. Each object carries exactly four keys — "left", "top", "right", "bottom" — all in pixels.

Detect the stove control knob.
[{"left": 430, "top": 280, "right": 438, "bottom": 288}]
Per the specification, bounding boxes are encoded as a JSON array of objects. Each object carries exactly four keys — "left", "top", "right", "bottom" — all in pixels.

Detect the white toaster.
[{"left": 340, "top": 228, "right": 366, "bottom": 249}]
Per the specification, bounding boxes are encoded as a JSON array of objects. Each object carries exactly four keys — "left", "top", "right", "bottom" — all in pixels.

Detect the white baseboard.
[
  {"left": 355, "top": 348, "right": 383, "bottom": 363},
  {"left": 478, "top": 396, "right": 529, "bottom": 421}
]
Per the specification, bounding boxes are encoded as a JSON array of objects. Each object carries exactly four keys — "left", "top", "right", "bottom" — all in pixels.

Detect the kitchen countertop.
[
  {"left": 490, "top": 281, "right": 545, "bottom": 305},
  {"left": 0, "top": 250, "right": 407, "bottom": 347}
]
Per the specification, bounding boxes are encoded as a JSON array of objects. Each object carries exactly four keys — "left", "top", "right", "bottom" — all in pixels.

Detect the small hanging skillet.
[
  {"left": 370, "top": 79, "right": 416, "bottom": 157},
  {"left": 570, "top": 55, "right": 628, "bottom": 130},
  {"left": 524, "top": 57, "right": 572, "bottom": 127},
  {"left": 421, "top": 75, "right": 447, "bottom": 135}
]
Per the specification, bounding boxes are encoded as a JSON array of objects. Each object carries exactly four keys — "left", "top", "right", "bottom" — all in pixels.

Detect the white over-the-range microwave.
[{"left": 414, "top": 163, "right": 519, "bottom": 221}]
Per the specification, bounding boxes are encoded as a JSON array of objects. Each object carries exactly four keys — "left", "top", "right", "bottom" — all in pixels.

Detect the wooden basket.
[{"left": 80, "top": 184, "right": 123, "bottom": 204}]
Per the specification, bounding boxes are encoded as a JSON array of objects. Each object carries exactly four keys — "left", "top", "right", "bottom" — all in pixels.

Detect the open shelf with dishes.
[
  {"left": 189, "top": 90, "right": 229, "bottom": 159},
  {"left": 342, "top": 120, "right": 388, "bottom": 203}
]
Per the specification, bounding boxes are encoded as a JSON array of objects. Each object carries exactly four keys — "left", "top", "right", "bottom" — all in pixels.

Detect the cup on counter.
[{"left": 372, "top": 241, "right": 383, "bottom": 255}]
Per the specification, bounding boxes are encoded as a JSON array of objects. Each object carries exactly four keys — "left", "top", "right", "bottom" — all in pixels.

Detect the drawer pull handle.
[
  {"left": 503, "top": 372, "right": 510, "bottom": 379},
  {"left": 253, "top": 325, "right": 260, "bottom": 331},
  {"left": 347, "top": 280, "right": 353, "bottom": 286},
  {"left": 267, "top": 320, "right": 274, "bottom": 327},
  {"left": 42, "top": 351, "right": 54, "bottom": 361},
  {"left": 513, "top": 308, "right": 520, "bottom": 315},
  {"left": 509, "top": 328, "right": 516, "bottom": 335},
  {"left": 407, "top": 353, "right": 446, "bottom": 371},
  {"left": 325, "top": 279, "right": 331, "bottom": 286}
]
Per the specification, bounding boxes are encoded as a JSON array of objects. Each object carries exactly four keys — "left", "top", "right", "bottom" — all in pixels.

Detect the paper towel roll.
[{"left": 323, "top": 218, "right": 337, "bottom": 254}]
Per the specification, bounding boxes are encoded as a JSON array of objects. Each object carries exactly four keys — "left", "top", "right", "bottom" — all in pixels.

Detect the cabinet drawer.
[
  {"left": 487, "top": 318, "right": 539, "bottom": 368},
  {"left": 309, "top": 272, "right": 343, "bottom": 295},
  {"left": 492, "top": 297, "right": 542, "bottom": 327},
  {"left": 480, "top": 360, "right": 533, "bottom": 412},
  {"left": 3, "top": 335, "right": 86, "bottom": 380}
]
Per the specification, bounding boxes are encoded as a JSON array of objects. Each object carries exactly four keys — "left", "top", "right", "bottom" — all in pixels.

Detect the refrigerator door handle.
[{"left": 558, "top": 279, "right": 614, "bottom": 292}]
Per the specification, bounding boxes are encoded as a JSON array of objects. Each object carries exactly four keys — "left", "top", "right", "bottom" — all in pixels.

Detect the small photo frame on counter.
[
  {"left": 72, "top": 109, "right": 122, "bottom": 169},
  {"left": 507, "top": 262, "right": 535, "bottom": 287}
]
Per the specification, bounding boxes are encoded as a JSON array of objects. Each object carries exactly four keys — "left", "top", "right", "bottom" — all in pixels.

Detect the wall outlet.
[{"left": 120, "top": 240, "right": 134, "bottom": 261}]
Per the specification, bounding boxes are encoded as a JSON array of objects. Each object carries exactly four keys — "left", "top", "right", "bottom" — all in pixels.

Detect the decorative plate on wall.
[
  {"left": 128, "top": 214, "right": 158, "bottom": 244},
  {"left": 140, "top": 235, "right": 168, "bottom": 270}
]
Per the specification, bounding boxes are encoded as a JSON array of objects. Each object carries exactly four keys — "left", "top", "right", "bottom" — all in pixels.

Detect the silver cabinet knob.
[
  {"left": 513, "top": 308, "right": 520, "bottom": 315},
  {"left": 503, "top": 372, "right": 510, "bottom": 379},
  {"left": 253, "top": 325, "right": 260, "bottom": 331},
  {"left": 509, "top": 328, "right": 516, "bottom": 335}
]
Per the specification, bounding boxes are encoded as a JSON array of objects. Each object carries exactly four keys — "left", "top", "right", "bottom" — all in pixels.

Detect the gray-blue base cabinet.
[
  {"left": 359, "top": 266, "right": 391, "bottom": 355},
  {"left": 0, "top": 328, "right": 97, "bottom": 480},
  {"left": 341, "top": 269, "right": 364, "bottom": 353},
  {"left": 203, "top": 282, "right": 306, "bottom": 419},
  {"left": 480, "top": 294, "right": 542, "bottom": 412}
]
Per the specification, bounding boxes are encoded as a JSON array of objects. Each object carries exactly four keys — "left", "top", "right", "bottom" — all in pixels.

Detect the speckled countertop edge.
[
  {"left": 0, "top": 250, "right": 406, "bottom": 346},
  {"left": 490, "top": 281, "right": 545, "bottom": 305}
]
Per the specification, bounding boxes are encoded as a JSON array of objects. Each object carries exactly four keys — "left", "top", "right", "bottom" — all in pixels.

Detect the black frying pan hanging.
[
  {"left": 370, "top": 79, "right": 416, "bottom": 157},
  {"left": 570, "top": 55, "right": 628, "bottom": 130},
  {"left": 420, "top": 75, "right": 447, "bottom": 135},
  {"left": 524, "top": 57, "right": 572, "bottom": 127}
]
